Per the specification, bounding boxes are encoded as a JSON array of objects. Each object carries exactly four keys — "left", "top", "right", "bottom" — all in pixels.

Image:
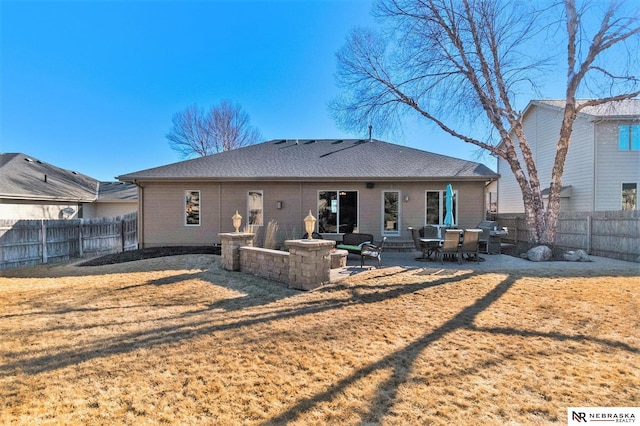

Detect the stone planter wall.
[
  {"left": 285, "top": 240, "right": 335, "bottom": 291},
  {"left": 239, "top": 246, "right": 289, "bottom": 283},
  {"left": 218, "top": 233, "right": 335, "bottom": 291},
  {"left": 219, "top": 233, "right": 254, "bottom": 271}
]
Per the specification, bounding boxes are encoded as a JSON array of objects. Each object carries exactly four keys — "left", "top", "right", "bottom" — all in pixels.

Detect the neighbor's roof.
[
  {"left": 97, "top": 181, "right": 138, "bottom": 202},
  {"left": 117, "top": 139, "right": 498, "bottom": 182},
  {"left": 530, "top": 99, "right": 640, "bottom": 119},
  {"left": 0, "top": 153, "right": 137, "bottom": 202}
]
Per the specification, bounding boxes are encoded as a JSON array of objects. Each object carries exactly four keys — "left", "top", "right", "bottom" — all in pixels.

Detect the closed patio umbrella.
[{"left": 444, "top": 184, "right": 454, "bottom": 228}]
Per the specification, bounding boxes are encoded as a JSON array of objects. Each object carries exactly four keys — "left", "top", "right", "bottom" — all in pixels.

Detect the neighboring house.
[
  {"left": 117, "top": 139, "right": 499, "bottom": 248},
  {"left": 497, "top": 99, "right": 640, "bottom": 213},
  {"left": 0, "top": 153, "right": 137, "bottom": 219}
]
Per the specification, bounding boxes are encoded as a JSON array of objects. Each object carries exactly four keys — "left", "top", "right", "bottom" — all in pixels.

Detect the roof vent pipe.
[
  {"left": 368, "top": 125, "right": 373, "bottom": 142},
  {"left": 44, "top": 174, "right": 47, "bottom": 183}
]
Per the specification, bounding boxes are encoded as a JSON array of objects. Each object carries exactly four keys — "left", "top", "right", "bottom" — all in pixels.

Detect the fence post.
[
  {"left": 41, "top": 220, "right": 48, "bottom": 264},
  {"left": 78, "top": 219, "right": 84, "bottom": 257},
  {"left": 586, "top": 215, "right": 592, "bottom": 254},
  {"left": 120, "top": 218, "right": 125, "bottom": 252}
]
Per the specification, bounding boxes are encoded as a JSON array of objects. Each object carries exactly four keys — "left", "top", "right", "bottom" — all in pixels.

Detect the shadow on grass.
[
  {"left": 260, "top": 274, "right": 519, "bottom": 425},
  {"left": 2, "top": 262, "right": 638, "bottom": 424},
  {"left": 261, "top": 273, "right": 639, "bottom": 425},
  {"left": 0, "top": 269, "right": 473, "bottom": 376}
]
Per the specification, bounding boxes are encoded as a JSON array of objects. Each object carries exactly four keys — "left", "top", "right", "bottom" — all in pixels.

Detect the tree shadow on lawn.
[
  {"left": 2, "top": 265, "right": 637, "bottom": 423},
  {"left": 0, "top": 269, "right": 474, "bottom": 376},
  {"left": 262, "top": 273, "right": 639, "bottom": 424}
]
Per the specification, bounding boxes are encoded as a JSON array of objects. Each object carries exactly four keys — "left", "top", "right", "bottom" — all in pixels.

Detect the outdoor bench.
[{"left": 335, "top": 233, "right": 374, "bottom": 254}]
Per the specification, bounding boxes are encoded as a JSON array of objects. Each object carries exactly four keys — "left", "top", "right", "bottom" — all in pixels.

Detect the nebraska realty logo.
[{"left": 568, "top": 407, "right": 638, "bottom": 424}]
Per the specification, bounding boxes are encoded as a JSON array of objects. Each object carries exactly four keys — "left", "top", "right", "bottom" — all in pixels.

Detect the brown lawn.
[{"left": 0, "top": 255, "right": 638, "bottom": 425}]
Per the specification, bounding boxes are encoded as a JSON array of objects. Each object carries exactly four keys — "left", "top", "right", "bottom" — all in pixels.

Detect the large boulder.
[{"left": 526, "top": 245, "right": 552, "bottom": 262}]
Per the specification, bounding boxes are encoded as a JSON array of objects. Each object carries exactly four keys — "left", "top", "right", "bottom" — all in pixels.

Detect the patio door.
[
  {"left": 318, "top": 190, "right": 358, "bottom": 233},
  {"left": 425, "top": 190, "right": 457, "bottom": 226}
]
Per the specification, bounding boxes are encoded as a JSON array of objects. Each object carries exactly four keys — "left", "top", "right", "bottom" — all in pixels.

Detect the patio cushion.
[{"left": 335, "top": 243, "right": 370, "bottom": 253}]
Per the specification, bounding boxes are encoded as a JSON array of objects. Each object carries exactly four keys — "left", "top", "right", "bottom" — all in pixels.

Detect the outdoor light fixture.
[
  {"left": 304, "top": 210, "right": 316, "bottom": 240},
  {"left": 277, "top": 201, "right": 283, "bottom": 209},
  {"left": 232, "top": 210, "right": 242, "bottom": 233},
  {"left": 404, "top": 195, "right": 410, "bottom": 202}
]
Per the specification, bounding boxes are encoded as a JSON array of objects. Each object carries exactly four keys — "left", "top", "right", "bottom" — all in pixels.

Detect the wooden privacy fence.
[
  {"left": 0, "top": 213, "right": 137, "bottom": 270},
  {"left": 495, "top": 210, "right": 640, "bottom": 262}
]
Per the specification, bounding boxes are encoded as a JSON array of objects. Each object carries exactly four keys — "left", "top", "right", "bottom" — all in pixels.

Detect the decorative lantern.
[
  {"left": 304, "top": 210, "right": 316, "bottom": 240},
  {"left": 232, "top": 210, "right": 242, "bottom": 233}
]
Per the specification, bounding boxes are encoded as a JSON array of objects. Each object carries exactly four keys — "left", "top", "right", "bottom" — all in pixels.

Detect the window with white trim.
[
  {"left": 185, "top": 190, "right": 200, "bottom": 226},
  {"left": 622, "top": 183, "right": 637, "bottom": 210},
  {"left": 618, "top": 125, "right": 640, "bottom": 151},
  {"left": 318, "top": 190, "right": 358, "bottom": 233},
  {"left": 425, "top": 190, "right": 457, "bottom": 226}
]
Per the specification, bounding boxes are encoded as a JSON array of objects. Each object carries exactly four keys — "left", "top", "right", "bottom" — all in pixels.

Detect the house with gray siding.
[
  {"left": 497, "top": 99, "right": 640, "bottom": 213},
  {"left": 117, "top": 139, "right": 499, "bottom": 249}
]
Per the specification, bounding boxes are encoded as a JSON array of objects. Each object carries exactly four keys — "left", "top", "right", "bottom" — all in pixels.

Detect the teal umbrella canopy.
[{"left": 444, "top": 184, "right": 454, "bottom": 227}]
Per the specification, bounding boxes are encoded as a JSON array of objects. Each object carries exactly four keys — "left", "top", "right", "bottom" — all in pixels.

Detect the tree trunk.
[{"left": 501, "top": 124, "right": 547, "bottom": 244}]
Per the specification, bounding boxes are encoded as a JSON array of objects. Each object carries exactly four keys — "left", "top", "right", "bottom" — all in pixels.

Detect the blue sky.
[{"left": 3, "top": 0, "right": 500, "bottom": 181}]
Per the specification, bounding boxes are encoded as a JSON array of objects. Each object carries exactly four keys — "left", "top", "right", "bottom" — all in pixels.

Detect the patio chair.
[
  {"left": 420, "top": 225, "right": 439, "bottom": 239},
  {"left": 440, "top": 230, "right": 462, "bottom": 264},
  {"left": 360, "top": 237, "right": 387, "bottom": 268},
  {"left": 410, "top": 227, "right": 433, "bottom": 260},
  {"left": 460, "top": 229, "right": 481, "bottom": 263},
  {"left": 421, "top": 226, "right": 442, "bottom": 259}
]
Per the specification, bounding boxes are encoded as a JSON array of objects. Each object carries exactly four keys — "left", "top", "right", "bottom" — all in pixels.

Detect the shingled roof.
[
  {"left": 0, "top": 153, "right": 137, "bottom": 202},
  {"left": 531, "top": 99, "right": 640, "bottom": 119},
  {"left": 117, "top": 139, "right": 498, "bottom": 182}
]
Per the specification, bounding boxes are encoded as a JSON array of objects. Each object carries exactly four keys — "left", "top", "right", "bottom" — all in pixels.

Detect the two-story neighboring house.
[{"left": 497, "top": 99, "right": 640, "bottom": 213}]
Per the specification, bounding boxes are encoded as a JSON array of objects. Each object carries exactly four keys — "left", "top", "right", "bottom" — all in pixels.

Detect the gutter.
[
  {"left": 0, "top": 193, "right": 96, "bottom": 203},
  {"left": 116, "top": 175, "right": 499, "bottom": 184}
]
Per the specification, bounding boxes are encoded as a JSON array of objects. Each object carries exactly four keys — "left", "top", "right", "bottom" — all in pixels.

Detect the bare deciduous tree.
[
  {"left": 333, "top": 0, "right": 640, "bottom": 244},
  {"left": 167, "top": 100, "right": 262, "bottom": 158}
]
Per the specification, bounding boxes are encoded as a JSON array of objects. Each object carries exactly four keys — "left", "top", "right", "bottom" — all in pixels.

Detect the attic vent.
[
  {"left": 71, "top": 171, "right": 78, "bottom": 174},
  {"left": 36, "top": 160, "right": 43, "bottom": 164},
  {"left": 304, "top": 140, "right": 315, "bottom": 144},
  {"left": 24, "top": 158, "right": 33, "bottom": 162}
]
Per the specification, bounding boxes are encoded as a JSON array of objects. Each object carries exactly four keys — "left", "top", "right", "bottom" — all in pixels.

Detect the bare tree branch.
[
  {"left": 333, "top": 0, "right": 640, "bottom": 244},
  {"left": 166, "top": 100, "right": 262, "bottom": 158}
]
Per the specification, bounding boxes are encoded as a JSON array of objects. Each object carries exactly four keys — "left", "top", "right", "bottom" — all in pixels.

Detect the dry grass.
[{"left": 0, "top": 255, "right": 638, "bottom": 425}]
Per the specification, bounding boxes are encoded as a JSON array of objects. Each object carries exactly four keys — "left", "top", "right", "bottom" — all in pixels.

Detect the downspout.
[
  {"left": 592, "top": 121, "right": 597, "bottom": 211},
  {"left": 133, "top": 180, "right": 144, "bottom": 249},
  {"left": 485, "top": 177, "right": 497, "bottom": 219},
  {"left": 218, "top": 183, "right": 221, "bottom": 242}
]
